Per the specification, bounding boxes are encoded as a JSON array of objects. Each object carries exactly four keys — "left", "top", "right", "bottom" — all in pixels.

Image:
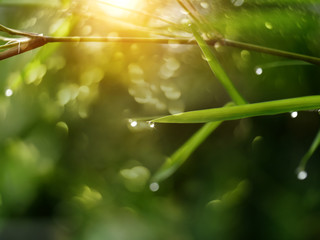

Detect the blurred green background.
[{"left": 1, "top": 0, "right": 320, "bottom": 239}]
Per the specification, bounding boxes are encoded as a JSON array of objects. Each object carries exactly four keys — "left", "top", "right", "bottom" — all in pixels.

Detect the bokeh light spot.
[
  {"left": 149, "top": 182, "right": 159, "bottom": 192},
  {"left": 297, "top": 171, "right": 307, "bottom": 180},
  {"left": 255, "top": 67, "right": 263, "bottom": 75},
  {"left": 5, "top": 89, "right": 13, "bottom": 97},
  {"left": 291, "top": 111, "right": 298, "bottom": 118}
]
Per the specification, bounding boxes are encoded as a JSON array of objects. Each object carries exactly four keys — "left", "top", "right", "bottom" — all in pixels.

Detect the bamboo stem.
[
  {"left": 44, "top": 37, "right": 320, "bottom": 66},
  {"left": 1, "top": 23, "right": 320, "bottom": 65},
  {"left": 222, "top": 39, "right": 320, "bottom": 66}
]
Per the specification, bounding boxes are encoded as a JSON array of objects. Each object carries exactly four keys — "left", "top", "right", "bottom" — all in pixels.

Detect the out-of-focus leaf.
[
  {"left": 257, "top": 60, "right": 312, "bottom": 70},
  {"left": 151, "top": 121, "right": 222, "bottom": 183},
  {"left": 298, "top": 128, "right": 320, "bottom": 172},
  {"left": 209, "top": 4, "right": 319, "bottom": 47},
  {"left": 6, "top": 16, "right": 75, "bottom": 91},
  {"left": 152, "top": 96, "right": 320, "bottom": 123},
  {"left": 150, "top": 20, "right": 248, "bottom": 183}
]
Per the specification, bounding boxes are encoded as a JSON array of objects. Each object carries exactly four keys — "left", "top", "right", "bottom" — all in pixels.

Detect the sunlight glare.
[{"left": 99, "top": 0, "right": 142, "bottom": 17}]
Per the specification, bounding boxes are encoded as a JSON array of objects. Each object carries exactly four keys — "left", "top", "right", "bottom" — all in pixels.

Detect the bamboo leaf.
[
  {"left": 192, "top": 27, "right": 247, "bottom": 105},
  {"left": 152, "top": 96, "right": 320, "bottom": 123},
  {"left": 150, "top": 7, "right": 248, "bottom": 183},
  {"left": 151, "top": 121, "right": 222, "bottom": 183},
  {"left": 297, "top": 128, "right": 320, "bottom": 174}
]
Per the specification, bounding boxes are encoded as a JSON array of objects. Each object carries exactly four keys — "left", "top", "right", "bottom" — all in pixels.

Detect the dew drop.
[
  {"left": 148, "top": 122, "right": 155, "bottom": 128},
  {"left": 128, "top": 119, "right": 155, "bottom": 131},
  {"left": 255, "top": 67, "right": 263, "bottom": 75},
  {"left": 149, "top": 182, "right": 159, "bottom": 192},
  {"left": 130, "top": 121, "right": 138, "bottom": 128},
  {"left": 297, "top": 170, "right": 307, "bottom": 180},
  {"left": 5, "top": 89, "right": 13, "bottom": 97},
  {"left": 291, "top": 111, "right": 298, "bottom": 118}
]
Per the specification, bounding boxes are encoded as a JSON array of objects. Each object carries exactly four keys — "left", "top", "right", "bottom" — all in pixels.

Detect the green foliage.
[
  {"left": 298, "top": 128, "right": 320, "bottom": 172},
  {"left": 192, "top": 27, "right": 247, "bottom": 105},
  {"left": 1, "top": 1, "right": 320, "bottom": 240},
  {"left": 152, "top": 121, "right": 222, "bottom": 182},
  {"left": 152, "top": 96, "right": 320, "bottom": 123}
]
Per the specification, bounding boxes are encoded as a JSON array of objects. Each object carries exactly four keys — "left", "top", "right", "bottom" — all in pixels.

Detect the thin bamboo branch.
[
  {"left": 222, "top": 39, "right": 320, "bottom": 66},
  {"left": 0, "top": 41, "right": 20, "bottom": 50},
  {"left": 0, "top": 23, "right": 40, "bottom": 37},
  {"left": 297, "top": 128, "right": 320, "bottom": 172},
  {"left": 0, "top": 37, "right": 46, "bottom": 60},
  {"left": 1, "top": 23, "right": 320, "bottom": 65},
  {"left": 44, "top": 36, "right": 192, "bottom": 43},
  {"left": 43, "top": 37, "right": 320, "bottom": 67}
]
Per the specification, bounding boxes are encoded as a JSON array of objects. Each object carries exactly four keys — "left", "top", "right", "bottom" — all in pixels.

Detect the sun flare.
[{"left": 99, "top": 0, "right": 142, "bottom": 17}]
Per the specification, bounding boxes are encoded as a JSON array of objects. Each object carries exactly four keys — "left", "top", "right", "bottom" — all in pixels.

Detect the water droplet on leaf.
[
  {"left": 297, "top": 170, "right": 307, "bottom": 180},
  {"left": 255, "top": 67, "right": 263, "bottom": 75},
  {"left": 130, "top": 121, "right": 138, "bottom": 127},
  {"left": 291, "top": 111, "right": 298, "bottom": 118}
]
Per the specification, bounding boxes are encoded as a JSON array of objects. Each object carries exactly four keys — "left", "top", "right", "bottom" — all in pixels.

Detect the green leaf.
[
  {"left": 150, "top": 20, "right": 248, "bottom": 183},
  {"left": 152, "top": 96, "right": 320, "bottom": 123},
  {"left": 191, "top": 26, "right": 247, "bottom": 105},
  {"left": 151, "top": 121, "right": 222, "bottom": 183},
  {"left": 297, "top": 128, "right": 320, "bottom": 172}
]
